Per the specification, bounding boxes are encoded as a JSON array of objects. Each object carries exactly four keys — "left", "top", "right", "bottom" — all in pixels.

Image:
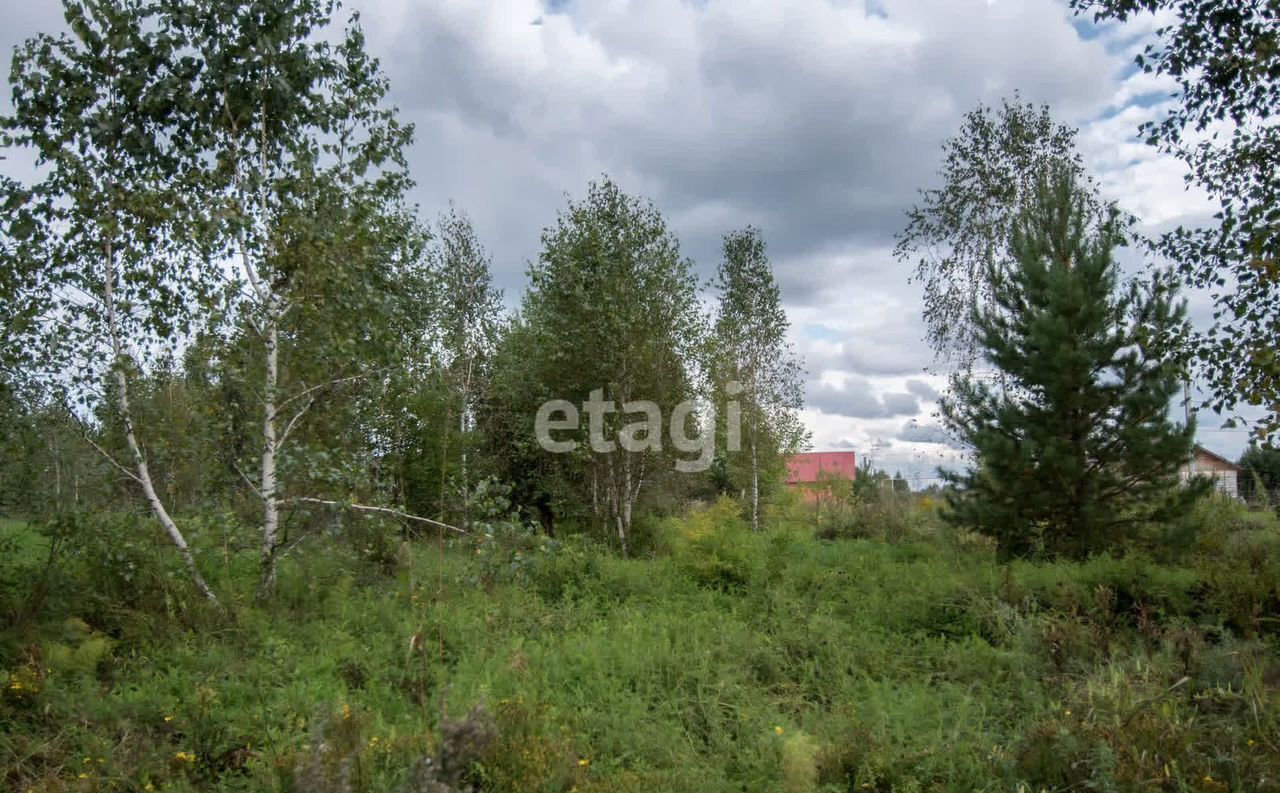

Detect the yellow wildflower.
[
  {"left": 774, "top": 725, "right": 784, "bottom": 735},
  {"left": 164, "top": 715, "right": 173, "bottom": 723},
  {"left": 341, "top": 702, "right": 352, "bottom": 721},
  {"left": 578, "top": 758, "right": 590, "bottom": 767}
]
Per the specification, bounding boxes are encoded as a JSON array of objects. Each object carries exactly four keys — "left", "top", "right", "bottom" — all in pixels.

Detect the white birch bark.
[
  {"left": 751, "top": 437, "right": 760, "bottom": 532},
  {"left": 103, "top": 239, "right": 217, "bottom": 602},
  {"left": 256, "top": 317, "right": 281, "bottom": 598}
]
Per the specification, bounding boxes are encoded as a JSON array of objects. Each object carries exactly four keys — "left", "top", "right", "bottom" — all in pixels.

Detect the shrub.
[
  {"left": 38, "top": 512, "right": 205, "bottom": 628},
  {"left": 529, "top": 537, "right": 599, "bottom": 601},
  {"left": 814, "top": 492, "right": 932, "bottom": 544},
  {"left": 667, "top": 497, "right": 762, "bottom": 591},
  {"left": 779, "top": 732, "right": 819, "bottom": 793}
]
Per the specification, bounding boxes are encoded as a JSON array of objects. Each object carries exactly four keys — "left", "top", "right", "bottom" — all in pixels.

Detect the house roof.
[
  {"left": 1192, "top": 444, "right": 1242, "bottom": 471},
  {"left": 786, "top": 451, "right": 857, "bottom": 484}
]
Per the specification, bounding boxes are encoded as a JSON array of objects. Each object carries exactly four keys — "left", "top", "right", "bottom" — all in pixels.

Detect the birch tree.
[
  {"left": 1072, "top": 0, "right": 1280, "bottom": 441},
  {"left": 710, "top": 227, "right": 807, "bottom": 531},
  {"left": 170, "top": 0, "right": 424, "bottom": 597},
  {"left": 521, "top": 178, "right": 704, "bottom": 554},
  {"left": 894, "top": 96, "right": 1116, "bottom": 374},
  {"left": 2, "top": 0, "right": 218, "bottom": 601},
  {"left": 428, "top": 206, "right": 504, "bottom": 527}
]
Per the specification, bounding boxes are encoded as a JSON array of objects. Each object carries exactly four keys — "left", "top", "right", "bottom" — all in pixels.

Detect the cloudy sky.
[{"left": 2, "top": 0, "right": 1255, "bottom": 483}]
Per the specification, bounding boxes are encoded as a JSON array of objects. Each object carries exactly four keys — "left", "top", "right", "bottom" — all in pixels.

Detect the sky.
[{"left": 1, "top": 0, "right": 1257, "bottom": 485}]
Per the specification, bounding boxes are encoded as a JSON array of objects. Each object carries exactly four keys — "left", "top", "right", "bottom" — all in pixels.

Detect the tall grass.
[{"left": 1, "top": 497, "right": 1278, "bottom": 791}]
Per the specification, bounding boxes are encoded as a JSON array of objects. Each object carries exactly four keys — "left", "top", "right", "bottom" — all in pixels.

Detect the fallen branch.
[{"left": 288, "top": 497, "right": 469, "bottom": 536}]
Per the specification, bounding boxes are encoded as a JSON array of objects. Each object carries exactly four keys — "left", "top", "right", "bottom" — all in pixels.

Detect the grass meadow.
[{"left": 3, "top": 496, "right": 1280, "bottom": 792}]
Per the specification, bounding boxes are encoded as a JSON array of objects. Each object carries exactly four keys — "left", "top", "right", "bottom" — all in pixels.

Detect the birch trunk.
[
  {"left": 103, "top": 240, "right": 217, "bottom": 603},
  {"left": 256, "top": 318, "right": 281, "bottom": 599},
  {"left": 620, "top": 453, "right": 632, "bottom": 556},
  {"left": 50, "top": 440, "right": 62, "bottom": 511},
  {"left": 438, "top": 403, "right": 449, "bottom": 522},
  {"left": 622, "top": 455, "right": 632, "bottom": 555},
  {"left": 606, "top": 457, "right": 629, "bottom": 556},
  {"left": 458, "top": 356, "right": 473, "bottom": 530},
  {"left": 750, "top": 438, "right": 760, "bottom": 532},
  {"left": 591, "top": 464, "right": 599, "bottom": 524}
]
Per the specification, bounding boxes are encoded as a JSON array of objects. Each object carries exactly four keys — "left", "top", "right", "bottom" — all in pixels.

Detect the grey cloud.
[
  {"left": 882, "top": 392, "right": 921, "bottom": 416},
  {"left": 3, "top": 0, "right": 1128, "bottom": 302},
  {"left": 806, "top": 377, "right": 886, "bottom": 419},
  {"left": 341, "top": 0, "right": 1124, "bottom": 289},
  {"left": 838, "top": 332, "right": 932, "bottom": 377},
  {"left": 897, "top": 420, "right": 950, "bottom": 445},
  {"left": 905, "top": 378, "right": 940, "bottom": 401},
  {"left": 806, "top": 378, "right": 919, "bottom": 419}
]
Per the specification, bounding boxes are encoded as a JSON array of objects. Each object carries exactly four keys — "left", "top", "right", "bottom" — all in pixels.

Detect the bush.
[
  {"left": 666, "top": 496, "right": 762, "bottom": 591},
  {"left": 814, "top": 492, "right": 927, "bottom": 543},
  {"left": 38, "top": 512, "right": 205, "bottom": 628},
  {"left": 529, "top": 537, "right": 599, "bottom": 601}
]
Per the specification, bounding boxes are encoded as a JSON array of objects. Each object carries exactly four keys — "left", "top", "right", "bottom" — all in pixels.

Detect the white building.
[{"left": 1179, "top": 444, "right": 1242, "bottom": 499}]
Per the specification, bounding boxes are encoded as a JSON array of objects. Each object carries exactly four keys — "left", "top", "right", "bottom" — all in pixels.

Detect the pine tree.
[{"left": 941, "top": 169, "right": 1207, "bottom": 559}]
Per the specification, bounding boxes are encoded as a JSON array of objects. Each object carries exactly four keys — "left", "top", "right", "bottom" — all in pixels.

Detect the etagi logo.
[{"left": 534, "top": 383, "right": 742, "bottom": 473}]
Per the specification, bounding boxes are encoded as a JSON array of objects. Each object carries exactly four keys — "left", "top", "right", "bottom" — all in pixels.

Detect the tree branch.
[
  {"left": 60, "top": 404, "right": 142, "bottom": 484},
  {"left": 277, "top": 368, "right": 385, "bottom": 412},
  {"left": 287, "top": 497, "right": 469, "bottom": 536},
  {"left": 233, "top": 462, "right": 263, "bottom": 499},
  {"left": 277, "top": 397, "right": 314, "bottom": 450}
]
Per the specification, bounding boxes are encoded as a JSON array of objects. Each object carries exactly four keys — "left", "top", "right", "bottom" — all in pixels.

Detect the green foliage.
[
  {"left": 895, "top": 94, "right": 1117, "bottom": 371},
  {"left": 488, "top": 177, "right": 706, "bottom": 552},
  {"left": 708, "top": 227, "right": 808, "bottom": 530},
  {"left": 3, "top": 499, "right": 1280, "bottom": 791},
  {"left": 1072, "top": 0, "right": 1280, "bottom": 441},
  {"left": 1239, "top": 444, "right": 1280, "bottom": 506},
  {"left": 666, "top": 496, "right": 762, "bottom": 591},
  {"left": 942, "top": 169, "right": 1205, "bottom": 559},
  {"left": 814, "top": 491, "right": 922, "bottom": 544}
]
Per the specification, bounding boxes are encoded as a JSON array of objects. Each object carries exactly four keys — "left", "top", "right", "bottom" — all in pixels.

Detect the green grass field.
[{"left": 2, "top": 501, "right": 1279, "bottom": 791}]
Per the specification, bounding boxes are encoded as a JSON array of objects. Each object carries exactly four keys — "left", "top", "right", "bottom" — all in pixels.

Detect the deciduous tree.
[
  {"left": 1072, "top": 0, "right": 1280, "bottom": 440},
  {"left": 519, "top": 178, "right": 704, "bottom": 553},
  {"left": 428, "top": 206, "right": 504, "bottom": 527},
  {"left": 709, "top": 227, "right": 807, "bottom": 531},
  {"left": 895, "top": 96, "right": 1115, "bottom": 373},
  {"left": 2, "top": 0, "right": 219, "bottom": 600},
  {"left": 170, "top": 0, "right": 425, "bottom": 596}
]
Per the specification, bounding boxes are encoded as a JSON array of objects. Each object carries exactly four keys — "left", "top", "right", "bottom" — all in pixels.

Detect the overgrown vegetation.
[
  {"left": 3, "top": 0, "right": 1279, "bottom": 790},
  {"left": 4, "top": 495, "right": 1280, "bottom": 791}
]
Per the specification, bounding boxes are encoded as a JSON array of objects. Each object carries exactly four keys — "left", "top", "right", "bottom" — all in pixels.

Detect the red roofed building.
[{"left": 786, "top": 451, "right": 857, "bottom": 502}]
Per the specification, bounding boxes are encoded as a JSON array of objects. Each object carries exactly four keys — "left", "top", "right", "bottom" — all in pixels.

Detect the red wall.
[{"left": 786, "top": 451, "right": 857, "bottom": 484}]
